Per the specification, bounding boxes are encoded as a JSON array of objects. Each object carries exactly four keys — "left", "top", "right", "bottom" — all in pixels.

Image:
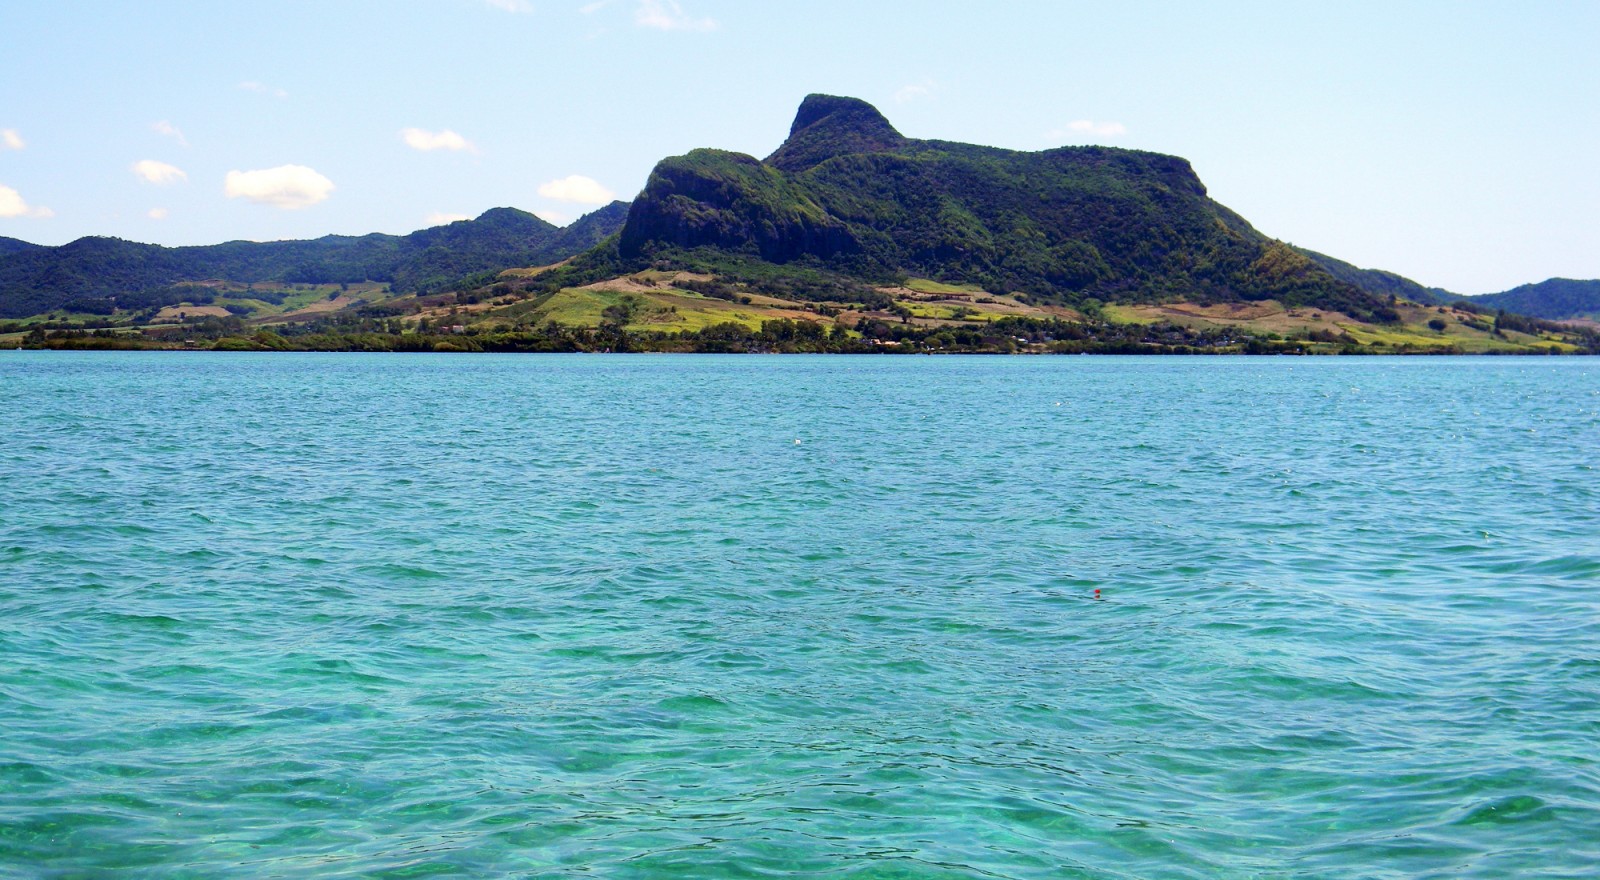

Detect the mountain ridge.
[
  {"left": 1296, "top": 252, "right": 1600, "bottom": 321},
  {"left": 0, "top": 204, "right": 629, "bottom": 319},
  {"left": 1, "top": 94, "right": 1595, "bottom": 327},
  {"left": 0, "top": 236, "right": 44, "bottom": 257},
  {"left": 1297, "top": 248, "right": 1455, "bottom": 306},
  {"left": 1470, "top": 278, "right": 1600, "bottom": 321},
  {"left": 611, "top": 93, "right": 1399, "bottom": 322}
]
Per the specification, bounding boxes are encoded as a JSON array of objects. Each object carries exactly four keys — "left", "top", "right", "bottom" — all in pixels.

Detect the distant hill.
[
  {"left": 1294, "top": 251, "right": 1600, "bottom": 321},
  {"left": 546, "top": 200, "right": 631, "bottom": 257},
  {"left": 1469, "top": 279, "right": 1600, "bottom": 321},
  {"left": 0, "top": 236, "right": 43, "bottom": 257},
  {"left": 613, "top": 94, "right": 1399, "bottom": 322},
  {"left": 1296, "top": 248, "right": 1455, "bottom": 306},
  {"left": 0, "top": 204, "right": 629, "bottom": 319}
]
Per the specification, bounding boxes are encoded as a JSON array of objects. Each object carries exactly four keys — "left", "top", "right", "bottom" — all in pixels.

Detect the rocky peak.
[{"left": 764, "top": 94, "right": 906, "bottom": 173}]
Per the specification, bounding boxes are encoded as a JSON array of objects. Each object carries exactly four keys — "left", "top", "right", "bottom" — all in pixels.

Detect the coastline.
[{"left": 9, "top": 325, "right": 1591, "bottom": 356}]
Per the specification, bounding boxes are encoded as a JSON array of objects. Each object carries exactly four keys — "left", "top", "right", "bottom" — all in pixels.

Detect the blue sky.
[{"left": 1, "top": 0, "right": 1595, "bottom": 294}]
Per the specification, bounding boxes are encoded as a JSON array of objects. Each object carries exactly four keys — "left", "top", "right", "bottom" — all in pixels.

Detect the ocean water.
[{"left": 1, "top": 352, "right": 1598, "bottom": 879}]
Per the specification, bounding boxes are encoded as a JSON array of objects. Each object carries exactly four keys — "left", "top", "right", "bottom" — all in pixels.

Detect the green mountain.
[
  {"left": 1469, "top": 279, "right": 1600, "bottom": 321},
  {"left": 540, "top": 200, "right": 632, "bottom": 259},
  {"left": 0, "top": 203, "right": 629, "bottom": 319},
  {"left": 1296, "top": 248, "right": 1455, "bottom": 306},
  {"left": 1294, "top": 250, "right": 1600, "bottom": 322},
  {"left": 5, "top": 93, "right": 1592, "bottom": 333},
  {"left": 0, "top": 236, "right": 43, "bottom": 257},
  {"left": 614, "top": 94, "right": 1399, "bottom": 322}
]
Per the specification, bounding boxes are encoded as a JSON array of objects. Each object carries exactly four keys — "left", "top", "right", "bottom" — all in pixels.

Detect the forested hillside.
[
  {"left": 614, "top": 94, "right": 1399, "bottom": 322},
  {"left": 0, "top": 204, "right": 628, "bottom": 318}
]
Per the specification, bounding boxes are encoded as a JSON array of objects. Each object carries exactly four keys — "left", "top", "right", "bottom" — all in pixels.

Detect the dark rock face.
[{"left": 619, "top": 150, "right": 858, "bottom": 262}]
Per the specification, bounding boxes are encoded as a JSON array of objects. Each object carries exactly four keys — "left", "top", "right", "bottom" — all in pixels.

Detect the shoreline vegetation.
[
  {"left": 3, "top": 240, "right": 1595, "bottom": 357},
  {"left": 6, "top": 307, "right": 1592, "bottom": 355},
  {"left": 3, "top": 267, "right": 1594, "bottom": 356},
  {"left": 3, "top": 263, "right": 1593, "bottom": 356},
  {"left": 3, "top": 269, "right": 1593, "bottom": 356}
]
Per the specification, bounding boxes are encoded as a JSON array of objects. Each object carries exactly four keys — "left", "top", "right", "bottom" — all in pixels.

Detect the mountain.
[
  {"left": 0, "top": 236, "right": 43, "bottom": 257},
  {"left": 613, "top": 94, "right": 1398, "bottom": 322},
  {"left": 546, "top": 200, "right": 631, "bottom": 256},
  {"left": 0, "top": 204, "right": 629, "bottom": 319},
  {"left": 6, "top": 94, "right": 1591, "bottom": 336},
  {"left": 1296, "top": 248, "right": 1455, "bottom": 306},
  {"left": 1291, "top": 250, "right": 1600, "bottom": 323},
  {"left": 1469, "top": 279, "right": 1600, "bottom": 321}
]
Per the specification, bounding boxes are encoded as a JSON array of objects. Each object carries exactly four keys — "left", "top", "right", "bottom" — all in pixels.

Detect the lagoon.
[{"left": 2, "top": 353, "right": 1598, "bottom": 877}]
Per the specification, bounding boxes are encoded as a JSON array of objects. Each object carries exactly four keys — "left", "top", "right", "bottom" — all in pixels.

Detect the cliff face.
[
  {"left": 619, "top": 150, "right": 859, "bottom": 263},
  {"left": 614, "top": 94, "right": 1392, "bottom": 319}
]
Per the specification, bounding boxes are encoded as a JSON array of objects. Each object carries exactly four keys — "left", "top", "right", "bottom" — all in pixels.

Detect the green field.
[
  {"left": 903, "top": 278, "right": 987, "bottom": 295},
  {"left": 8, "top": 263, "right": 1594, "bottom": 356},
  {"left": 479, "top": 286, "right": 814, "bottom": 334}
]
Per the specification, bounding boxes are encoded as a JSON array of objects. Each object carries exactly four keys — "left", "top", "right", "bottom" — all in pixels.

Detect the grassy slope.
[
  {"left": 10, "top": 253, "right": 1590, "bottom": 353},
  {"left": 1104, "top": 300, "right": 1577, "bottom": 353},
  {"left": 425, "top": 267, "right": 1586, "bottom": 353},
  {"left": 448, "top": 270, "right": 823, "bottom": 334}
]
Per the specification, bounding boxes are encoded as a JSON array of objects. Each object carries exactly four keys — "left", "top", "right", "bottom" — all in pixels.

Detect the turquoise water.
[{"left": 2, "top": 352, "right": 1598, "bottom": 879}]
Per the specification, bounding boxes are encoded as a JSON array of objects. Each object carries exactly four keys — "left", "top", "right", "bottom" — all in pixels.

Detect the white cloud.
[
  {"left": 487, "top": 0, "right": 534, "bottom": 10},
  {"left": 0, "top": 187, "right": 29, "bottom": 216},
  {"left": 401, "top": 127, "right": 476, "bottom": 153},
  {"left": 534, "top": 209, "right": 571, "bottom": 225},
  {"left": 427, "top": 211, "right": 472, "bottom": 226},
  {"left": 1, "top": 129, "right": 23, "bottom": 151},
  {"left": 224, "top": 165, "right": 335, "bottom": 209},
  {"left": 132, "top": 160, "right": 188, "bottom": 185},
  {"left": 152, "top": 120, "right": 189, "bottom": 147},
  {"left": 537, "top": 174, "right": 615, "bottom": 205},
  {"left": 0, "top": 184, "right": 52, "bottom": 218},
  {"left": 1050, "top": 119, "right": 1128, "bottom": 139},
  {"left": 239, "top": 81, "right": 289, "bottom": 99},
  {"left": 635, "top": 0, "right": 715, "bottom": 31},
  {"left": 894, "top": 80, "right": 935, "bottom": 104},
  {"left": 148, "top": 208, "right": 169, "bottom": 220}
]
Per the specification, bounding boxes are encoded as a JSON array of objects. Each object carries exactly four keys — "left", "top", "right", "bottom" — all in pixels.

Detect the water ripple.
[{"left": 1, "top": 353, "right": 1598, "bottom": 877}]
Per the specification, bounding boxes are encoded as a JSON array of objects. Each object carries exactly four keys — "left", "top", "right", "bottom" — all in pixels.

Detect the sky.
[{"left": 1, "top": 0, "right": 1596, "bottom": 295}]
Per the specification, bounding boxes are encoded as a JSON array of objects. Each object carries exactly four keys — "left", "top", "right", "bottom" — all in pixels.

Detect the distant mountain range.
[
  {"left": 1296, "top": 251, "right": 1600, "bottom": 320},
  {"left": 1294, "top": 248, "right": 1455, "bottom": 307},
  {"left": 0, "top": 94, "right": 1595, "bottom": 325},
  {"left": 1468, "top": 279, "right": 1600, "bottom": 321},
  {"left": 0, "top": 203, "right": 628, "bottom": 319},
  {"left": 0, "top": 236, "right": 44, "bottom": 257}
]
